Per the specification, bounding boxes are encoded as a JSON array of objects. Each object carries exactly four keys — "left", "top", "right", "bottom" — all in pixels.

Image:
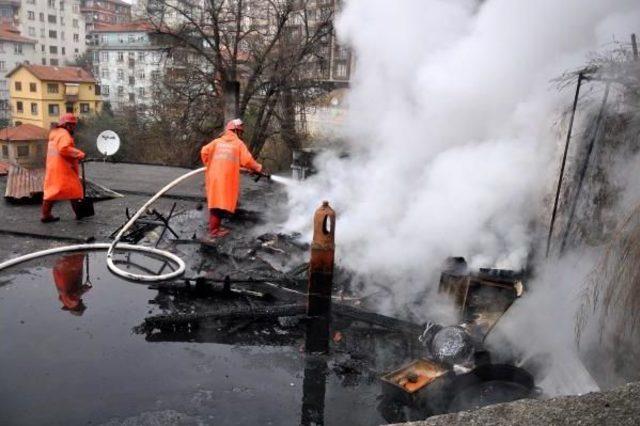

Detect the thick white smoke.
[{"left": 284, "top": 0, "right": 640, "bottom": 284}]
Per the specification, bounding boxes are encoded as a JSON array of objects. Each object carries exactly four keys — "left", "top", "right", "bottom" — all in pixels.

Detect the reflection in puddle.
[
  {"left": 0, "top": 253, "right": 417, "bottom": 425},
  {"left": 53, "top": 253, "right": 91, "bottom": 315}
]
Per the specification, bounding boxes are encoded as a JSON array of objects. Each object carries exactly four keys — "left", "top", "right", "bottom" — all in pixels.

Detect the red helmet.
[
  {"left": 225, "top": 118, "right": 244, "bottom": 132},
  {"left": 58, "top": 113, "right": 78, "bottom": 126}
]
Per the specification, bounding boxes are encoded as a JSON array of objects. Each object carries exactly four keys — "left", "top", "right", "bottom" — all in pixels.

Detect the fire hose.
[
  {"left": 0, "top": 167, "right": 202, "bottom": 281},
  {"left": 0, "top": 167, "right": 277, "bottom": 281}
]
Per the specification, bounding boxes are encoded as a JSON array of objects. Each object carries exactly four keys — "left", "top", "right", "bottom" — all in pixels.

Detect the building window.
[
  {"left": 14, "top": 44, "right": 22, "bottom": 55},
  {"left": 150, "top": 71, "right": 160, "bottom": 81},
  {"left": 62, "top": 47, "right": 65, "bottom": 55},
  {"left": 48, "top": 104, "right": 60, "bottom": 116},
  {"left": 0, "top": 61, "right": 5, "bottom": 71},
  {"left": 39, "top": 12, "right": 44, "bottom": 22},
  {"left": 48, "top": 14, "right": 57, "bottom": 24},
  {"left": 40, "top": 28, "right": 45, "bottom": 38},
  {"left": 137, "top": 51, "right": 145, "bottom": 61},
  {"left": 136, "top": 69, "right": 145, "bottom": 79},
  {"left": 100, "top": 68, "right": 109, "bottom": 78},
  {"left": 28, "top": 11, "right": 35, "bottom": 20},
  {"left": 80, "top": 103, "right": 90, "bottom": 113},
  {"left": 28, "top": 27, "right": 36, "bottom": 36},
  {"left": 73, "top": 3, "right": 78, "bottom": 13},
  {"left": 47, "top": 0, "right": 55, "bottom": 8},
  {"left": 102, "top": 85, "right": 109, "bottom": 95},
  {"left": 137, "top": 87, "right": 145, "bottom": 97},
  {"left": 65, "top": 102, "right": 73, "bottom": 113},
  {"left": 60, "top": 16, "right": 65, "bottom": 25},
  {"left": 47, "top": 83, "right": 59, "bottom": 93},
  {"left": 117, "top": 51, "right": 124, "bottom": 62},
  {"left": 60, "top": 31, "right": 65, "bottom": 40},
  {"left": 29, "top": 83, "right": 37, "bottom": 92},
  {"left": 14, "top": 81, "right": 22, "bottom": 91},
  {"left": 49, "top": 30, "right": 57, "bottom": 39},
  {"left": 72, "top": 19, "right": 78, "bottom": 28},
  {"left": 49, "top": 45, "right": 58, "bottom": 54},
  {"left": 73, "top": 33, "right": 79, "bottom": 42},
  {"left": 117, "top": 86, "right": 123, "bottom": 96},
  {"left": 128, "top": 76, "right": 134, "bottom": 86},
  {"left": 128, "top": 93, "right": 135, "bottom": 102},
  {"left": 17, "top": 145, "right": 29, "bottom": 157},
  {"left": 1, "top": 145, "right": 8, "bottom": 158},
  {"left": 100, "top": 51, "right": 108, "bottom": 61},
  {"left": 16, "top": 101, "right": 23, "bottom": 113},
  {"left": 31, "top": 103, "right": 38, "bottom": 115},
  {"left": 60, "top": 1, "right": 64, "bottom": 10},
  {"left": 117, "top": 69, "right": 123, "bottom": 81}
]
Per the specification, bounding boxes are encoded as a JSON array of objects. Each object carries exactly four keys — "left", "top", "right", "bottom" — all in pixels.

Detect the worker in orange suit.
[
  {"left": 52, "top": 253, "right": 91, "bottom": 315},
  {"left": 200, "top": 118, "right": 264, "bottom": 238},
  {"left": 41, "top": 113, "right": 86, "bottom": 223}
]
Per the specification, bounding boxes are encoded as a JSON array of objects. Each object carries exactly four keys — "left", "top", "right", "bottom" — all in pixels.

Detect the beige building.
[
  {"left": 0, "top": 25, "right": 38, "bottom": 121},
  {"left": 0, "top": 122, "right": 47, "bottom": 168}
]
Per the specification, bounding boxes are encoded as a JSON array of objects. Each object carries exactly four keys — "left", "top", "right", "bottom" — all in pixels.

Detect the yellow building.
[{"left": 6, "top": 64, "right": 103, "bottom": 129}]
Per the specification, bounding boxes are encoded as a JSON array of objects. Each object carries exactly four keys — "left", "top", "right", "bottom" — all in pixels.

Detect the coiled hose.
[{"left": 0, "top": 167, "right": 205, "bottom": 282}]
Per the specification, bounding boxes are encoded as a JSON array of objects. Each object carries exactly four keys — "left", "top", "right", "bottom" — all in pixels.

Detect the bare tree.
[{"left": 143, "top": 0, "right": 337, "bottom": 159}]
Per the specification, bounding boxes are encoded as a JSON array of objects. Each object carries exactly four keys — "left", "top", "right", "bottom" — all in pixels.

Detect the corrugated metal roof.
[
  {"left": 0, "top": 160, "right": 10, "bottom": 176},
  {"left": 0, "top": 124, "right": 48, "bottom": 142},
  {"left": 92, "top": 20, "right": 155, "bottom": 33},
  {"left": 4, "top": 165, "right": 44, "bottom": 199}
]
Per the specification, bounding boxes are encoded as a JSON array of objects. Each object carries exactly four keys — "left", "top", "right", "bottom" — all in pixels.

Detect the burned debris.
[{"left": 123, "top": 197, "right": 535, "bottom": 423}]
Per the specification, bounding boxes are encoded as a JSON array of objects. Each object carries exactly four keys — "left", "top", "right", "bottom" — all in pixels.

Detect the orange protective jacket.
[
  {"left": 43, "top": 127, "right": 85, "bottom": 201},
  {"left": 201, "top": 130, "right": 262, "bottom": 212},
  {"left": 53, "top": 253, "right": 89, "bottom": 310}
]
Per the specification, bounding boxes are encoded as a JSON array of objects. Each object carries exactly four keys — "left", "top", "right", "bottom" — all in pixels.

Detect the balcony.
[{"left": 64, "top": 83, "right": 79, "bottom": 102}]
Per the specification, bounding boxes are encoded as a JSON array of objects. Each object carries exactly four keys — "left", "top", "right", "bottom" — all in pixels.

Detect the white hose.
[{"left": 0, "top": 167, "right": 205, "bottom": 282}]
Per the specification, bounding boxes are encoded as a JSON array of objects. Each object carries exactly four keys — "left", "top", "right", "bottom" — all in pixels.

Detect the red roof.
[
  {"left": 0, "top": 27, "right": 36, "bottom": 44},
  {"left": 92, "top": 21, "right": 156, "bottom": 33},
  {"left": 0, "top": 124, "right": 48, "bottom": 142},
  {"left": 6, "top": 64, "right": 96, "bottom": 83},
  {"left": 82, "top": 0, "right": 131, "bottom": 8}
]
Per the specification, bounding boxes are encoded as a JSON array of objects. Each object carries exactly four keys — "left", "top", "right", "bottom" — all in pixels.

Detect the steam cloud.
[{"left": 284, "top": 0, "right": 640, "bottom": 283}]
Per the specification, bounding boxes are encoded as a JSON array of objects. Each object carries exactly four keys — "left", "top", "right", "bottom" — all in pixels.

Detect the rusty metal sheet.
[
  {"left": 4, "top": 165, "right": 44, "bottom": 200},
  {"left": 0, "top": 160, "right": 10, "bottom": 176}
]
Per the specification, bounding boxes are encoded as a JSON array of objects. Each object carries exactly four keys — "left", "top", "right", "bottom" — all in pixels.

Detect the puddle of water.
[{"left": 0, "top": 252, "right": 399, "bottom": 425}]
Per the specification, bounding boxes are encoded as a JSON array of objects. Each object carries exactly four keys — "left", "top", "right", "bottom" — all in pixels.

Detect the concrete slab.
[
  {"left": 394, "top": 381, "right": 640, "bottom": 426},
  {"left": 85, "top": 161, "right": 206, "bottom": 199}
]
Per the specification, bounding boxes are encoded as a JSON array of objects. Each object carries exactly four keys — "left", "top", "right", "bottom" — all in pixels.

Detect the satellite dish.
[{"left": 96, "top": 130, "right": 121, "bottom": 157}]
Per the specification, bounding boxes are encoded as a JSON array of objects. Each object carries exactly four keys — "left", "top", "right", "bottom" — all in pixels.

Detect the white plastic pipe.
[{"left": 0, "top": 167, "right": 205, "bottom": 282}]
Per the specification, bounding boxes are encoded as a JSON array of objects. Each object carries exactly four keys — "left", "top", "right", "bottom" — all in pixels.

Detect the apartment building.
[
  {"left": 18, "top": 0, "right": 86, "bottom": 66},
  {"left": 7, "top": 63, "right": 102, "bottom": 127},
  {"left": 0, "top": 25, "right": 37, "bottom": 121},
  {"left": 80, "top": 0, "right": 131, "bottom": 32},
  {"left": 133, "top": 0, "right": 205, "bottom": 28},
  {"left": 87, "top": 21, "right": 166, "bottom": 111}
]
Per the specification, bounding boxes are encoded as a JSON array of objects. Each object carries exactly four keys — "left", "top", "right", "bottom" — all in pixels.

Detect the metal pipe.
[
  {"left": 546, "top": 73, "right": 584, "bottom": 257},
  {"left": 559, "top": 83, "right": 611, "bottom": 254},
  {"left": 307, "top": 201, "right": 336, "bottom": 316}
]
